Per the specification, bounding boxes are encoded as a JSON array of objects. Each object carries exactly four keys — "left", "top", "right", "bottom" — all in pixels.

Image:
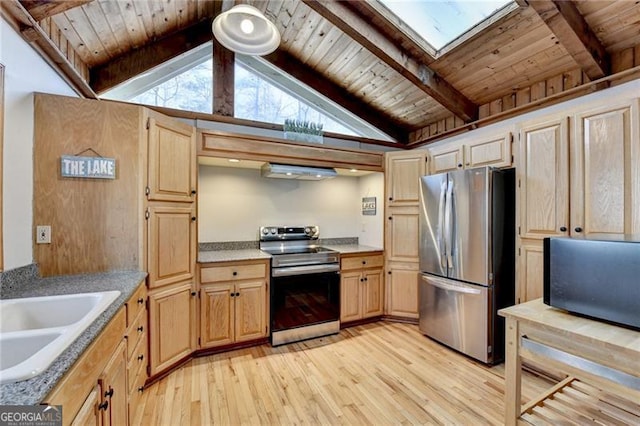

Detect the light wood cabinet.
[
  {"left": 147, "top": 117, "right": 197, "bottom": 203},
  {"left": 516, "top": 239, "right": 544, "bottom": 304},
  {"left": 428, "top": 132, "right": 512, "bottom": 174},
  {"left": 340, "top": 253, "right": 384, "bottom": 323},
  {"left": 123, "top": 284, "right": 147, "bottom": 423},
  {"left": 148, "top": 281, "right": 197, "bottom": 376},
  {"left": 198, "top": 260, "right": 269, "bottom": 349},
  {"left": 385, "top": 207, "right": 419, "bottom": 262},
  {"left": 385, "top": 151, "right": 427, "bottom": 206},
  {"left": 385, "top": 263, "right": 419, "bottom": 319},
  {"left": 71, "top": 386, "right": 101, "bottom": 426},
  {"left": 98, "top": 341, "right": 128, "bottom": 426}
]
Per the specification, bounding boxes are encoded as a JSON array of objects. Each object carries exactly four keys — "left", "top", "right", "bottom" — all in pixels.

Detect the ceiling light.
[
  {"left": 228, "top": 158, "right": 240, "bottom": 163},
  {"left": 212, "top": 4, "right": 280, "bottom": 56},
  {"left": 349, "top": 168, "right": 358, "bottom": 173}
]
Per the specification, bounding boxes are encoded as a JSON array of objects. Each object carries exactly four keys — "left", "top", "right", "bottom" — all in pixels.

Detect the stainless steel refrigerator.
[{"left": 418, "top": 167, "right": 515, "bottom": 364}]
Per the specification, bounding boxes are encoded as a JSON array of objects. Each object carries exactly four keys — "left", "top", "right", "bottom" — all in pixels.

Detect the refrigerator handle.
[
  {"left": 438, "top": 181, "right": 447, "bottom": 268},
  {"left": 445, "top": 180, "right": 454, "bottom": 268},
  {"left": 421, "top": 275, "right": 481, "bottom": 295}
]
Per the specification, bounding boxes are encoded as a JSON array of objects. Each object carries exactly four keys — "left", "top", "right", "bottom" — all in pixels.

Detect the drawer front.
[
  {"left": 128, "top": 334, "right": 148, "bottom": 394},
  {"left": 126, "top": 308, "right": 147, "bottom": 360},
  {"left": 200, "top": 263, "right": 267, "bottom": 283},
  {"left": 342, "top": 254, "right": 384, "bottom": 271},
  {"left": 128, "top": 360, "right": 148, "bottom": 422},
  {"left": 125, "top": 283, "right": 147, "bottom": 327}
]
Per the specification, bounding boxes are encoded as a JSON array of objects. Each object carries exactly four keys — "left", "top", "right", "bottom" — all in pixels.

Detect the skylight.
[{"left": 379, "top": 0, "right": 514, "bottom": 51}]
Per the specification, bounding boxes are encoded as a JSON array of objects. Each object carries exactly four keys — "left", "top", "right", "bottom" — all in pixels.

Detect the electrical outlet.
[{"left": 36, "top": 225, "right": 51, "bottom": 244}]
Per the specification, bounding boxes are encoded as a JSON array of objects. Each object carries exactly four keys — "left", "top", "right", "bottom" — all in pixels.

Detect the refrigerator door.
[
  {"left": 419, "top": 173, "right": 448, "bottom": 277},
  {"left": 448, "top": 168, "right": 490, "bottom": 286},
  {"left": 419, "top": 273, "right": 490, "bottom": 363}
]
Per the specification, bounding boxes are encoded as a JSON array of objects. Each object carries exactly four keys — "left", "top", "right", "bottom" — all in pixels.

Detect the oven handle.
[{"left": 272, "top": 263, "right": 340, "bottom": 277}]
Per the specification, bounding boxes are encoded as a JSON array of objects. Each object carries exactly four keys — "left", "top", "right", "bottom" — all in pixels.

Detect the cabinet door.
[
  {"left": 148, "top": 205, "right": 196, "bottom": 288},
  {"left": 386, "top": 207, "right": 419, "bottom": 262},
  {"left": 517, "top": 239, "right": 544, "bottom": 303},
  {"left": 147, "top": 116, "right": 196, "bottom": 203},
  {"left": 385, "top": 151, "right": 427, "bottom": 206},
  {"left": 98, "top": 342, "right": 127, "bottom": 426},
  {"left": 235, "top": 280, "right": 268, "bottom": 342},
  {"left": 429, "top": 144, "right": 463, "bottom": 174},
  {"left": 148, "top": 282, "right": 196, "bottom": 376},
  {"left": 465, "top": 133, "right": 512, "bottom": 169},
  {"left": 72, "top": 385, "right": 101, "bottom": 426},
  {"left": 518, "top": 117, "right": 570, "bottom": 239},
  {"left": 362, "top": 268, "right": 384, "bottom": 318},
  {"left": 386, "top": 265, "right": 418, "bottom": 319},
  {"left": 340, "top": 271, "right": 362, "bottom": 322},
  {"left": 573, "top": 100, "right": 640, "bottom": 236},
  {"left": 200, "top": 283, "right": 234, "bottom": 348}
]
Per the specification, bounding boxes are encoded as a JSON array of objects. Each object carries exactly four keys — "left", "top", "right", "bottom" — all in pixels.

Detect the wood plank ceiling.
[{"left": 5, "top": 0, "right": 640, "bottom": 145}]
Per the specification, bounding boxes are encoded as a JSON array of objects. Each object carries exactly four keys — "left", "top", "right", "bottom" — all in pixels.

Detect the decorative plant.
[{"left": 283, "top": 119, "right": 324, "bottom": 136}]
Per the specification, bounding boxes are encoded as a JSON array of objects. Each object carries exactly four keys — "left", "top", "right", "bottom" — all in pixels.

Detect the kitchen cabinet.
[
  {"left": 98, "top": 341, "right": 128, "bottom": 426},
  {"left": 428, "top": 132, "right": 512, "bottom": 174},
  {"left": 385, "top": 207, "right": 420, "bottom": 262},
  {"left": 340, "top": 253, "right": 384, "bottom": 323},
  {"left": 515, "top": 98, "right": 640, "bottom": 303},
  {"left": 385, "top": 263, "right": 419, "bottom": 319},
  {"left": 123, "top": 284, "right": 147, "bottom": 423},
  {"left": 71, "top": 386, "right": 101, "bottom": 426},
  {"left": 385, "top": 151, "right": 427, "bottom": 206},
  {"left": 148, "top": 281, "right": 197, "bottom": 375},
  {"left": 198, "top": 260, "right": 269, "bottom": 349}
]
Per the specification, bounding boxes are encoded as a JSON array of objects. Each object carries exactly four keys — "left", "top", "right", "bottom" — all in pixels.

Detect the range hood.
[{"left": 261, "top": 163, "right": 337, "bottom": 180}]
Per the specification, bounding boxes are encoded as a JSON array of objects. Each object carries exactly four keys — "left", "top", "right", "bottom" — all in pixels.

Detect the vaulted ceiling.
[{"left": 3, "top": 0, "right": 640, "bottom": 145}]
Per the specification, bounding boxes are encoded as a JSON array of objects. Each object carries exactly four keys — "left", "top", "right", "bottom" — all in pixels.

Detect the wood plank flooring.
[{"left": 133, "top": 322, "right": 554, "bottom": 425}]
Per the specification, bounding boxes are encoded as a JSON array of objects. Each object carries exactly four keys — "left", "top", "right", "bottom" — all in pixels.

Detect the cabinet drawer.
[
  {"left": 127, "top": 334, "right": 148, "bottom": 394},
  {"left": 126, "top": 308, "right": 147, "bottom": 360},
  {"left": 128, "top": 361, "right": 147, "bottom": 421},
  {"left": 125, "top": 283, "right": 147, "bottom": 327},
  {"left": 201, "top": 263, "right": 267, "bottom": 283},
  {"left": 342, "top": 254, "right": 384, "bottom": 271}
]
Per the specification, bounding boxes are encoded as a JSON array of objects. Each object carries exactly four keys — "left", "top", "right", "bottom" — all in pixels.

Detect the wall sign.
[
  {"left": 362, "top": 197, "right": 376, "bottom": 215},
  {"left": 61, "top": 155, "right": 116, "bottom": 179}
]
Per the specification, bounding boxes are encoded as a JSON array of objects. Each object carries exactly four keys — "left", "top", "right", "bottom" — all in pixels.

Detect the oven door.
[{"left": 270, "top": 264, "right": 340, "bottom": 345}]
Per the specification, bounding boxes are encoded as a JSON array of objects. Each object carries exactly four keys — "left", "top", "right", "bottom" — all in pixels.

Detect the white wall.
[
  {"left": 1, "top": 16, "right": 77, "bottom": 270},
  {"left": 357, "top": 173, "right": 384, "bottom": 247},
  {"left": 198, "top": 165, "right": 384, "bottom": 244}
]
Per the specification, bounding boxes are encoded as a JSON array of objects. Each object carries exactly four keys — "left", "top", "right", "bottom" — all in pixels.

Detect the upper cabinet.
[
  {"left": 385, "top": 151, "right": 427, "bottom": 206},
  {"left": 147, "top": 117, "right": 197, "bottom": 203},
  {"left": 428, "top": 132, "right": 512, "bottom": 174}
]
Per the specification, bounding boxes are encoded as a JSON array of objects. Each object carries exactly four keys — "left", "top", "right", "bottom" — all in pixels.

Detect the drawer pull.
[
  {"left": 98, "top": 401, "right": 109, "bottom": 411},
  {"left": 138, "top": 354, "right": 144, "bottom": 361},
  {"left": 137, "top": 326, "right": 144, "bottom": 332},
  {"left": 104, "top": 388, "right": 114, "bottom": 398},
  {"left": 232, "top": 271, "right": 238, "bottom": 276},
  {"left": 138, "top": 386, "right": 144, "bottom": 393},
  {"left": 137, "top": 298, "right": 144, "bottom": 304}
]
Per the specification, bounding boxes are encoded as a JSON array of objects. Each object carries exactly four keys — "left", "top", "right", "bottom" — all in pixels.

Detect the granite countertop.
[
  {"left": 0, "top": 271, "right": 147, "bottom": 405},
  {"left": 197, "top": 244, "right": 383, "bottom": 263}
]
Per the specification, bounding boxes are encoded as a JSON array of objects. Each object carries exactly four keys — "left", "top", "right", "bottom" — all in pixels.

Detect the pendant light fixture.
[{"left": 212, "top": 4, "right": 280, "bottom": 56}]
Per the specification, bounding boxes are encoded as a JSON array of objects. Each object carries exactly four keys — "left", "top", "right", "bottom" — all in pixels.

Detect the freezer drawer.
[{"left": 419, "top": 273, "right": 490, "bottom": 363}]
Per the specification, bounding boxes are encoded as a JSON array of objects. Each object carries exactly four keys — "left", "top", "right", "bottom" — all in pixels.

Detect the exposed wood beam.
[
  {"left": 527, "top": 0, "right": 610, "bottom": 79},
  {"left": 264, "top": 49, "right": 409, "bottom": 143},
  {"left": 19, "top": 0, "right": 93, "bottom": 22},
  {"left": 90, "top": 19, "right": 213, "bottom": 94},
  {"left": 302, "top": 0, "right": 477, "bottom": 122},
  {"left": 1, "top": 0, "right": 96, "bottom": 98},
  {"left": 213, "top": 0, "right": 234, "bottom": 116}
]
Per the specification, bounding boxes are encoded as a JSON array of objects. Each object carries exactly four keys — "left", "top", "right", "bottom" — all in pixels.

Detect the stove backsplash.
[{"left": 199, "top": 237, "right": 358, "bottom": 252}]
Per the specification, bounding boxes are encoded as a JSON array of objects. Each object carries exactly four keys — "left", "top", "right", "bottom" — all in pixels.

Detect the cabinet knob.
[
  {"left": 191, "top": 291, "right": 197, "bottom": 296},
  {"left": 559, "top": 226, "right": 567, "bottom": 232},
  {"left": 457, "top": 163, "right": 463, "bottom": 168},
  {"left": 191, "top": 189, "right": 197, "bottom": 195},
  {"left": 137, "top": 297, "right": 144, "bottom": 304},
  {"left": 360, "top": 278, "right": 364, "bottom": 282},
  {"left": 104, "top": 388, "right": 114, "bottom": 398},
  {"left": 574, "top": 226, "right": 583, "bottom": 233},
  {"left": 388, "top": 197, "right": 393, "bottom": 201},
  {"left": 465, "top": 162, "right": 470, "bottom": 166},
  {"left": 388, "top": 271, "right": 391, "bottom": 275},
  {"left": 362, "top": 260, "right": 366, "bottom": 265},
  {"left": 138, "top": 354, "right": 144, "bottom": 361},
  {"left": 236, "top": 292, "right": 240, "bottom": 297},
  {"left": 99, "top": 401, "right": 109, "bottom": 411},
  {"left": 364, "top": 277, "right": 368, "bottom": 281},
  {"left": 137, "top": 325, "right": 144, "bottom": 332},
  {"left": 388, "top": 217, "right": 392, "bottom": 220},
  {"left": 232, "top": 271, "right": 238, "bottom": 276},
  {"left": 191, "top": 217, "right": 197, "bottom": 222},
  {"left": 138, "top": 386, "right": 144, "bottom": 393}
]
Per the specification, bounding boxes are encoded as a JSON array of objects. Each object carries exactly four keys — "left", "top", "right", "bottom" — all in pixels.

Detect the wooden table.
[{"left": 499, "top": 299, "right": 640, "bottom": 425}]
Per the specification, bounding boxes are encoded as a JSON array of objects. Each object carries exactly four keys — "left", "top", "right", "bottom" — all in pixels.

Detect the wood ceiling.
[{"left": 3, "top": 0, "right": 640, "bottom": 145}]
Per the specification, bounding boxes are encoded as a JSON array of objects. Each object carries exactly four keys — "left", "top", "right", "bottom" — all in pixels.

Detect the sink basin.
[{"left": 0, "top": 290, "right": 120, "bottom": 384}]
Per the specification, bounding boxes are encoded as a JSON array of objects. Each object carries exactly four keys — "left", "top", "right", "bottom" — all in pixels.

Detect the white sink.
[{"left": 0, "top": 291, "right": 120, "bottom": 384}]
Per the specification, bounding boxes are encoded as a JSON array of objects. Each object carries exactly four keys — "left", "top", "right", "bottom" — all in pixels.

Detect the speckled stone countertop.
[
  {"left": 197, "top": 244, "right": 383, "bottom": 263},
  {"left": 0, "top": 271, "right": 147, "bottom": 405}
]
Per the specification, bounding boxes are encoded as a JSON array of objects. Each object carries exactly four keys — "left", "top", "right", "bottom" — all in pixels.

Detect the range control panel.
[{"left": 259, "top": 226, "right": 319, "bottom": 241}]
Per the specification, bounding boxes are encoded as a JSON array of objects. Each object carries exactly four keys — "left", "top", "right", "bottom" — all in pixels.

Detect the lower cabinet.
[
  {"left": 98, "top": 341, "right": 128, "bottom": 426},
  {"left": 198, "top": 259, "right": 269, "bottom": 349},
  {"left": 148, "top": 281, "right": 197, "bottom": 376},
  {"left": 385, "top": 263, "right": 419, "bottom": 319},
  {"left": 340, "top": 253, "right": 384, "bottom": 323},
  {"left": 516, "top": 239, "right": 545, "bottom": 304}
]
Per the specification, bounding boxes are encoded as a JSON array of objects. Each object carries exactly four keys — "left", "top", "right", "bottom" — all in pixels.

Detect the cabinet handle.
[
  {"left": 137, "top": 326, "right": 144, "bottom": 333},
  {"left": 457, "top": 163, "right": 463, "bottom": 168},
  {"left": 560, "top": 226, "right": 567, "bottom": 232},
  {"left": 137, "top": 298, "right": 144, "bottom": 304},
  {"left": 360, "top": 278, "right": 364, "bottom": 282},
  {"left": 232, "top": 271, "right": 238, "bottom": 276},
  {"left": 104, "top": 389, "right": 114, "bottom": 398},
  {"left": 574, "top": 226, "right": 583, "bottom": 233},
  {"left": 388, "top": 197, "right": 393, "bottom": 201},
  {"left": 138, "top": 386, "right": 144, "bottom": 393},
  {"left": 191, "top": 291, "right": 197, "bottom": 296},
  {"left": 388, "top": 217, "right": 392, "bottom": 220},
  {"left": 98, "top": 401, "right": 109, "bottom": 411},
  {"left": 388, "top": 271, "right": 391, "bottom": 275},
  {"left": 465, "top": 162, "right": 470, "bottom": 166},
  {"left": 364, "top": 277, "right": 368, "bottom": 281},
  {"left": 235, "top": 292, "right": 240, "bottom": 297},
  {"left": 191, "top": 189, "right": 197, "bottom": 195},
  {"left": 191, "top": 217, "right": 197, "bottom": 222},
  {"left": 362, "top": 260, "right": 366, "bottom": 265},
  {"left": 138, "top": 354, "right": 144, "bottom": 361}
]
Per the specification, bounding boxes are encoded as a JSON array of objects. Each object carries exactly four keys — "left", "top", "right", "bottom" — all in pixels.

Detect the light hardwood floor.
[{"left": 133, "top": 322, "right": 554, "bottom": 425}]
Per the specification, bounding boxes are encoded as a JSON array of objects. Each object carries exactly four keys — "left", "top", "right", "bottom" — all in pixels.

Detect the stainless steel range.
[{"left": 259, "top": 226, "right": 340, "bottom": 346}]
